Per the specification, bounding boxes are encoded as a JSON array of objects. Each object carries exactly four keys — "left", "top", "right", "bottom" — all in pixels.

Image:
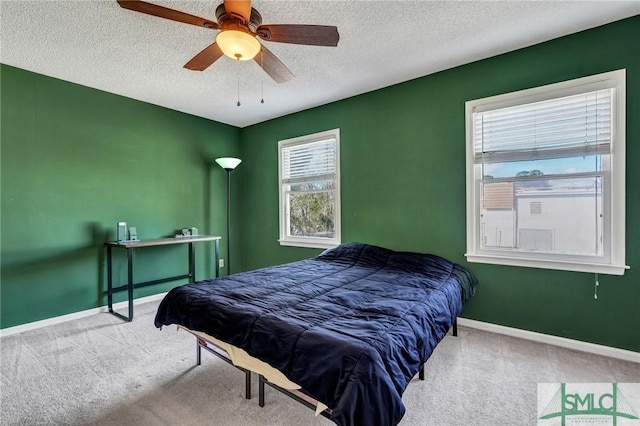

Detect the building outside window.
[{"left": 278, "top": 129, "right": 341, "bottom": 249}]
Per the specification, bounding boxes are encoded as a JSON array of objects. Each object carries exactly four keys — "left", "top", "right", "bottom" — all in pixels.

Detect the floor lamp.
[{"left": 215, "top": 157, "right": 242, "bottom": 276}]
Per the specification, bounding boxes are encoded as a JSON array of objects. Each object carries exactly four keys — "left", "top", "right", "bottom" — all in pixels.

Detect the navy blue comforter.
[{"left": 155, "top": 243, "right": 477, "bottom": 425}]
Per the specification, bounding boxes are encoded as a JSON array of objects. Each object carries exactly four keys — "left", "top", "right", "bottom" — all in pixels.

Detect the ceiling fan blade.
[
  {"left": 184, "top": 43, "right": 224, "bottom": 71},
  {"left": 254, "top": 45, "right": 294, "bottom": 84},
  {"left": 256, "top": 24, "right": 339, "bottom": 46},
  {"left": 117, "top": 0, "right": 219, "bottom": 29},
  {"left": 222, "top": 0, "right": 252, "bottom": 23}
]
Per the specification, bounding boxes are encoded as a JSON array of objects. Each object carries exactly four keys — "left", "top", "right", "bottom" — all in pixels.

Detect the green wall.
[
  {"left": 1, "top": 64, "right": 240, "bottom": 328},
  {"left": 237, "top": 16, "right": 640, "bottom": 352},
  {"left": 2, "top": 16, "right": 638, "bottom": 353}
]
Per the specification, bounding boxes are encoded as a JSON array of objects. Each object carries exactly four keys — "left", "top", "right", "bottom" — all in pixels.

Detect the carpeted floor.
[{"left": 1, "top": 300, "right": 638, "bottom": 425}]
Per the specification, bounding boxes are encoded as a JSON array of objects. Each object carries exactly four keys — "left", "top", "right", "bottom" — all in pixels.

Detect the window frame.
[
  {"left": 278, "top": 128, "right": 341, "bottom": 249},
  {"left": 465, "top": 70, "right": 627, "bottom": 275}
]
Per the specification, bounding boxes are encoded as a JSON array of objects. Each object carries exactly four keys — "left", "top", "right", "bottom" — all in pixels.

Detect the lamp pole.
[
  {"left": 224, "top": 168, "right": 232, "bottom": 274},
  {"left": 215, "top": 157, "right": 242, "bottom": 276}
]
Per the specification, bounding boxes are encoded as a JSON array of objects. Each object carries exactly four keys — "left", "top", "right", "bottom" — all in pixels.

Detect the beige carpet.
[{"left": 1, "top": 300, "right": 638, "bottom": 425}]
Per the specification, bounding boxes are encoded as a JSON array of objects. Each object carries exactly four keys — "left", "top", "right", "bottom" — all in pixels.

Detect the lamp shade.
[
  {"left": 215, "top": 157, "right": 242, "bottom": 170},
  {"left": 216, "top": 30, "right": 261, "bottom": 61}
]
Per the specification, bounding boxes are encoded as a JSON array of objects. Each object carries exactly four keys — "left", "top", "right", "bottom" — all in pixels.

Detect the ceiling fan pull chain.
[
  {"left": 237, "top": 63, "right": 241, "bottom": 107},
  {"left": 261, "top": 49, "right": 265, "bottom": 104}
]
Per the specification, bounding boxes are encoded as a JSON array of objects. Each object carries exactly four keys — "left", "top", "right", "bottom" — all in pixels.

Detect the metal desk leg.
[
  {"left": 107, "top": 246, "right": 113, "bottom": 313},
  {"left": 110, "top": 248, "right": 134, "bottom": 322},
  {"left": 189, "top": 242, "right": 195, "bottom": 283},
  {"left": 214, "top": 239, "right": 220, "bottom": 278},
  {"left": 127, "top": 248, "right": 134, "bottom": 321}
]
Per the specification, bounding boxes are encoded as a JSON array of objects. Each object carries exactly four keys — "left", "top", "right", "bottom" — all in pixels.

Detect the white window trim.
[
  {"left": 278, "top": 128, "right": 341, "bottom": 249},
  {"left": 465, "top": 70, "right": 628, "bottom": 275}
]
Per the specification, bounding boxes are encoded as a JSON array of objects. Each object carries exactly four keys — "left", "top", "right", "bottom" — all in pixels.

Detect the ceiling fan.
[{"left": 117, "top": 0, "right": 340, "bottom": 83}]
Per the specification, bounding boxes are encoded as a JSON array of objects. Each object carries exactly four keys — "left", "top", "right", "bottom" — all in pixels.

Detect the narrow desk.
[{"left": 106, "top": 235, "right": 221, "bottom": 321}]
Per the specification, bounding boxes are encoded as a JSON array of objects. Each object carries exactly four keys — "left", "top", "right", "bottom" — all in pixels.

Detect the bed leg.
[
  {"left": 196, "top": 338, "right": 202, "bottom": 365},
  {"left": 245, "top": 371, "right": 252, "bottom": 399},
  {"left": 419, "top": 365, "right": 425, "bottom": 380},
  {"left": 453, "top": 319, "right": 458, "bottom": 337},
  {"left": 258, "top": 374, "right": 265, "bottom": 407}
]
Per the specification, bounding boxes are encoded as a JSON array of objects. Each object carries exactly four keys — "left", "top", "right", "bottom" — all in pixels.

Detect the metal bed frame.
[
  {"left": 187, "top": 319, "right": 458, "bottom": 417},
  {"left": 190, "top": 330, "right": 252, "bottom": 399}
]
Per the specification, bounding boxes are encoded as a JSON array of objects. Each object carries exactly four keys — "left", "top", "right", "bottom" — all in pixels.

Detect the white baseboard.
[
  {"left": 0, "top": 293, "right": 168, "bottom": 338},
  {"left": 457, "top": 317, "right": 640, "bottom": 364}
]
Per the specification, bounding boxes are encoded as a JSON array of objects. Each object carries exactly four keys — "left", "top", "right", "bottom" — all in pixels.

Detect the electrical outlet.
[{"left": 219, "top": 259, "right": 225, "bottom": 268}]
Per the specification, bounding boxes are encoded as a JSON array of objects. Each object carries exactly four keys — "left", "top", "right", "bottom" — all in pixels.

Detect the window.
[
  {"left": 465, "top": 70, "right": 627, "bottom": 275},
  {"left": 278, "top": 129, "right": 340, "bottom": 248}
]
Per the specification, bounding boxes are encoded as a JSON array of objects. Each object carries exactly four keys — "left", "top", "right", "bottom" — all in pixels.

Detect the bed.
[{"left": 154, "top": 242, "right": 477, "bottom": 425}]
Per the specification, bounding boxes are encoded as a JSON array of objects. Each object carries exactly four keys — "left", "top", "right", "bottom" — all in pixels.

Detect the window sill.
[
  {"left": 465, "top": 253, "right": 629, "bottom": 276},
  {"left": 278, "top": 238, "right": 339, "bottom": 250}
]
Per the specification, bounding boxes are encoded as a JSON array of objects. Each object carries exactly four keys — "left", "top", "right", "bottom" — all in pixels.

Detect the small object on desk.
[
  {"left": 175, "top": 227, "right": 197, "bottom": 238},
  {"left": 117, "top": 222, "right": 127, "bottom": 242},
  {"left": 129, "top": 226, "right": 139, "bottom": 241}
]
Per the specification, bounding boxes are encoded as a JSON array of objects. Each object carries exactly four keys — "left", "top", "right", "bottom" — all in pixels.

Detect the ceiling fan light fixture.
[{"left": 216, "top": 30, "right": 261, "bottom": 61}]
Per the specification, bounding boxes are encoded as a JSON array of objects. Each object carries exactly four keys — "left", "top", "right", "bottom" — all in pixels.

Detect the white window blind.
[
  {"left": 281, "top": 138, "right": 336, "bottom": 185},
  {"left": 473, "top": 89, "right": 612, "bottom": 164}
]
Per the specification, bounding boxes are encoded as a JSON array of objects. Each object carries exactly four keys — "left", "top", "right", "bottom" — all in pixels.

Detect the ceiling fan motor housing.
[{"left": 215, "top": 3, "right": 262, "bottom": 32}]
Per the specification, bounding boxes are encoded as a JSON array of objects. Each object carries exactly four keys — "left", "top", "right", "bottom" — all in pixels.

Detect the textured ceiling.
[{"left": 2, "top": 1, "right": 639, "bottom": 128}]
